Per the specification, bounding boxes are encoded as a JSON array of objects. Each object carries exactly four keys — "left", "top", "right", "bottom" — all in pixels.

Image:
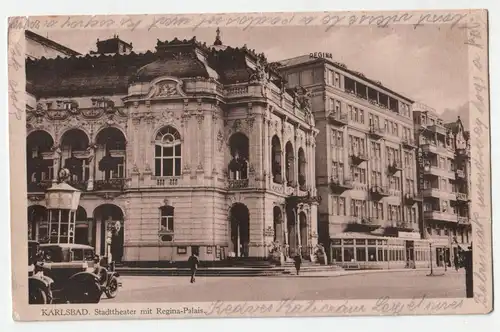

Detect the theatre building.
[
  {"left": 276, "top": 55, "right": 430, "bottom": 269},
  {"left": 25, "top": 31, "right": 320, "bottom": 263}
]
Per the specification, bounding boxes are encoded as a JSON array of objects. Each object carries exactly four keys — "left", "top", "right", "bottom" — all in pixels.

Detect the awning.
[{"left": 457, "top": 243, "right": 471, "bottom": 251}]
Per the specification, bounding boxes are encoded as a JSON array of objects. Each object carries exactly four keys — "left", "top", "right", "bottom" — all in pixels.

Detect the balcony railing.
[
  {"left": 228, "top": 178, "right": 249, "bottom": 189},
  {"left": 370, "top": 185, "right": 390, "bottom": 199},
  {"left": 27, "top": 180, "right": 53, "bottom": 192},
  {"left": 156, "top": 177, "right": 180, "bottom": 187},
  {"left": 67, "top": 179, "right": 88, "bottom": 191},
  {"left": 457, "top": 216, "right": 470, "bottom": 224},
  {"left": 427, "top": 124, "right": 447, "bottom": 135},
  {"left": 368, "top": 125, "right": 385, "bottom": 139},
  {"left": 329, "top": 177, "right": 353, "bottom": 193},
  {"left": 94, "top": 178, "right": 125, "bottom": 191},
  {"left": 422, "top": 187, "right": 441, "bottom": 198},
  {"left": 456, "top": 148, "right": 470, "bottom": 159},
  {"left": 456, "top": 169, "right": 466, "bottom": 179},
  {"left": 404, "top": 191, "right": 422, "bottom": 205},
  {"left": 402, "top": 137, "right": 417, "bottom": 149},
  {"left": 327, "top": 111, "right": 349, "bottom": 126},
  {"left": 346, "top": 217, "right": 381, "bottom": 232},
  {"left": 387, "top": 160, "right": 402, "bottom": 174},
  {"left": 350, "top": 151, "right": 369, "bottom": 165},
  {"left": 391, "top": 221, "right": 414, "bottom": 232},
  {"left": 423, "top": 211, "right": 458, "bottom": 223}
]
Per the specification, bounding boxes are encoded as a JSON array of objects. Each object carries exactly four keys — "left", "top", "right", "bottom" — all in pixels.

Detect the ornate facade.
[{"left": 25, "top": 32, "right": 319, "bottom": 263}]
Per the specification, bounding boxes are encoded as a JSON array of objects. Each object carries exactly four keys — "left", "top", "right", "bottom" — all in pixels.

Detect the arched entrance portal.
[
  {"left": 229, "top": 203, "right": 250, "bottom": 258},
  {"left": 28, "top": 205, "right": 48, "bottom": 242},
  {"left": 287, "top": 208, "right": 298, "bottom": 256},
  {"left": 299, "top": 212, "right": 308, "bottom": 257},
  {"left": 93, "top": 204, "right": 124, "bottom": 262},
  {"left": 74, "top": 206, "right": 89, "bottom": 245}
]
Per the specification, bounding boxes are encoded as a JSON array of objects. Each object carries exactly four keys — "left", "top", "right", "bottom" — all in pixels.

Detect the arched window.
[
  {"left": 271, "top": 135, "right": 282, "bottom": 184},
  {"left": 298, "top": 147, "right": 306, "bottom": 189},
  {"left": 160, "top": 205, "right": 175, "bottom": 232},
  {"left": 155, "top": 126, "right": 181, "bottom": 177},
  {"left": 228, "top": 133, "right": 249, "bottom": 180}
]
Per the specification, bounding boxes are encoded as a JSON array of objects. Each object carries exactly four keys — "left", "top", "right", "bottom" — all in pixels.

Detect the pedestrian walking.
[
  {"left": 188, "top": 251, "right": 199, "bottom": 283},
  {"left": 454, "top": 252, "right": 460, "bottom": 271},
  {"left": 294, "top": 254, "right": 302, "bottom": 275}
]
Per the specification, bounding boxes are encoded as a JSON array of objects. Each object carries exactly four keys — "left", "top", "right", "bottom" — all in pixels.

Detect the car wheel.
[
  {"left": 69, "top": 280, "right": 102, "bottom": 304},
  {"left": 105, "top": 277, "right": 118, "bottom": 299},
  {"left": 29, "top": 287, "right": 48, "bottom": 305}
]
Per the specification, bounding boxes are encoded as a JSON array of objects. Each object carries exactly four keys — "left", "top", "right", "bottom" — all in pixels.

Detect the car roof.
[{"left": 39, "top": 243, "right": 95, "bottom": 250}]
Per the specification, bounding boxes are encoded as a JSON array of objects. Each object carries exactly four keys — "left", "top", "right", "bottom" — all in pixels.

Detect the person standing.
[
  {"left": 294, "top": 254, "right": 302, "bottom": 276},
  {"left": 188, "top": 251, "right": 200, "bottom": 283}
]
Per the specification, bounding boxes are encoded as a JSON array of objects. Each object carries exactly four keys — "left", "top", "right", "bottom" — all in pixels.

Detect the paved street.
[{"left": 104, "top": 270, "right": 466, "bottom": 303}]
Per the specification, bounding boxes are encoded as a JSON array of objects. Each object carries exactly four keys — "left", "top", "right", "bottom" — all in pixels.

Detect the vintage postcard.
[{"left": 8, "top": 9, "right": 492, "bottom": 321}]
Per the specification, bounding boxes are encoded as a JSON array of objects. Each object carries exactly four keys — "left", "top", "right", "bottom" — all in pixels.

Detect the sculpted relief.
[{"left": 26, "top": 97, "right": 128, "bottom": 144}]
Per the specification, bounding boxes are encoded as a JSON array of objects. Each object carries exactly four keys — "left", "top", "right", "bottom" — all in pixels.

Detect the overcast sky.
[{"left": 40, "top": 24, "right": 469, "bottom": 119}]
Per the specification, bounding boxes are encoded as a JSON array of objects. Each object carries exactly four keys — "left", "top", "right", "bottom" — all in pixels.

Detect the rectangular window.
[
  {"left": 331, "top": 247, "right": 342, "bottom": 262},
  {"left": 368, "top": 247, "right": 377, "bottom": 261},
  {"left": 356, "top": 247, "right": 366, "bottom": 261}
]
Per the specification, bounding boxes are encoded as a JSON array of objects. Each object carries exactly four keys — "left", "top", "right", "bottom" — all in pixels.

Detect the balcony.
[
  {"left": 345, "top": 217, "right": 381, "bottom": 232},
  {"left": 330, "top": 177, "right": 353, "bottom": 193},
  {"left": 94, "top": 178, "right": 125, "bottom": 191},
  {"left": 156, "top": 177, "right": 180, "bottom": 187},
  {"left": 402, "top": 137, "right": 417, "bottom": 149},
  {"left": 66, "top": 179, "right": 88, "bottom": 191},
  {"left": 456, "top": 148, "right": 470, "bottom": 159},
  {"left": 404, "top": 191, "right": 422, "bottom": 205},
  {"left": 455, "top": 169, "right": 466, "bottom": 179},
  {"left": 426, "top": 124, "right": 447, "bottom": 135},
  {"left": 387, "top": 160, "right": 402, "bottom": 174},
  {"left": 27, "top": 180, "right": 52, "bottom": 193},
  {"left": 422, "top": 187, "right": 441, "bottom": 198},
  {"left": 327, "top": 111, "right": 349, "bottom": 126},
  {"left": 387, "top": 221, "right": 415, "bottom": 232},
  {"left": 423, "top": 211, "right": 458, "bottom": 223},
  {"left": 350, "top": 151, "right": 369, "bottom": 165},
  {"left": 370, "top": 185, "right": 390, "bottom": 200},
  {"left": 228, "top": 179, "right": 249, "bottom": 189},
  {"left": 368, "top": 125, "right": 385, "bottom": 139},
  {"left": 455, "top": 192, "right": 469, "bottom": 202}
]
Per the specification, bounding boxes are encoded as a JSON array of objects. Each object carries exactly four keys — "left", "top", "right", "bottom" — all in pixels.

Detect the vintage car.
[
  {"left": 31, "top": 243, "right": 120, "bottom": 303},
  {"left": 28, "top": 240, "right": 54, "bottom": 304}
]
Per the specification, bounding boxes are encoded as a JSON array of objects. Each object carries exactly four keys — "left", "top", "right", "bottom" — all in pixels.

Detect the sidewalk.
[{"left": 116, "top": 265, "right": 461, "bottom": 277}]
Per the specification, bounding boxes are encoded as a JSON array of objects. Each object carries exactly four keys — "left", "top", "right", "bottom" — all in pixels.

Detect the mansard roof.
[{"left": 26, "top": 35, "right": 286, "bottom": 97}]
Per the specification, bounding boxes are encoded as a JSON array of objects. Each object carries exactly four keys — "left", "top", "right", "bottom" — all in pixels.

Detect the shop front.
[{"left": 329, "top": 232, "right": 431, "bottom": 269}]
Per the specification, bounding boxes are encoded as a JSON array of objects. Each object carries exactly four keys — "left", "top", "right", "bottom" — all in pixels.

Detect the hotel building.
[
  {"left": 25, "top": 31, "right": 320, "bottom": 263},
  {"left": 277, "top": 56, "right": 430, "bottom": 269},
  {"left": 413, "top": 103, "right": 472, "bottom": 266}
]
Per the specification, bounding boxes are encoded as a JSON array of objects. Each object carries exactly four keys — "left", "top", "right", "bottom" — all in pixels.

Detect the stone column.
[
  {"left": 281, "top": 124, "right": 286, "bottom": 187},
  {"left": 87, "top": 218, "right": 93, "bottom": 245},
  {"left": 263, "top": 116, "right": 270, "bottom": 189},
  {"left": 52, "top": 147, "right": 61, "bottom": 183},
  {"left": 293, "top": 128, "right": 299, "bottom": 192},
  {"left": 87, "top": 145, "right": 96, "bottom": 191}
]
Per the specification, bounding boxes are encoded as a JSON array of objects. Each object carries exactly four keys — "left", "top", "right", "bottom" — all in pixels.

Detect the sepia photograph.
[{"left": 8, "top": 9, "right": 492, "bottom": 321}]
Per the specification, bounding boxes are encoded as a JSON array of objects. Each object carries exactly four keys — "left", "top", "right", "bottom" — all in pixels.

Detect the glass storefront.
[{"left": 330, "top": 236, "right": 431, "bottom": 267}]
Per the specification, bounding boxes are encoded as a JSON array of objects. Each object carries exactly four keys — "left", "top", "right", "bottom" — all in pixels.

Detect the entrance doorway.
[
  {"left": 299, "top": 212, "right": 308, "bottom": 257},
  {"left": 229, "top": 203, "right": 250, "bottom": 258},
  {"left": 405, "top": 240, "right": 415, "bottom": 268},
  {"left": 273, "top": 206, "right": 283, "bottom": 244},
  {"left": 287, "top": 208, "right": 297, "bottom": 257},
  {"left": 93, "top": 204, "right": 124, "bottom": 262}
]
